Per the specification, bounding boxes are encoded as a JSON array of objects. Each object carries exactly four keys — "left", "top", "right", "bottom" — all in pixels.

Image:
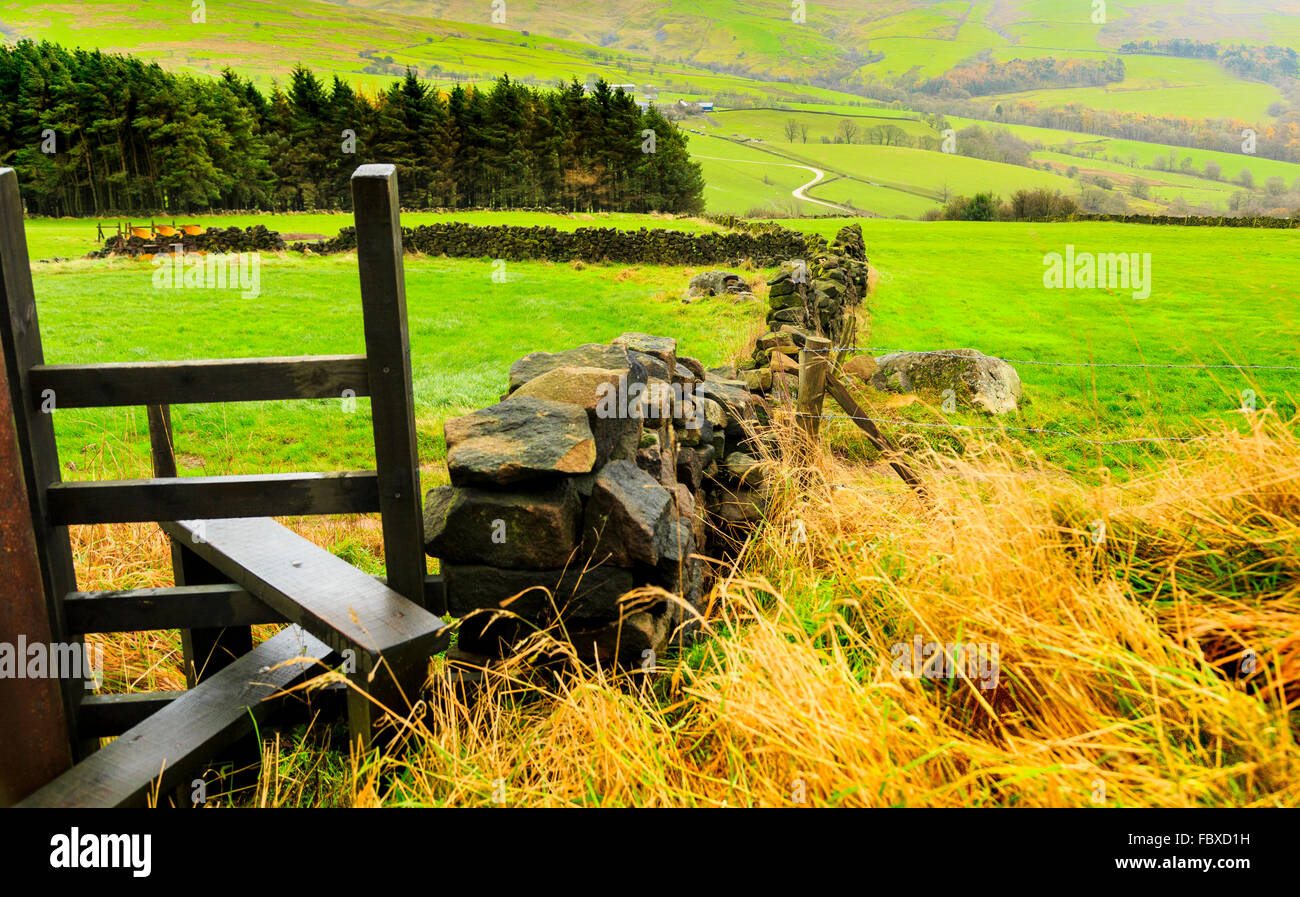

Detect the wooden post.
[
  {"left": 823, "top": 372, "right": 926, "bottom": 497},
  {"left": 0, "top": 335, "right": 74, "bottom": 805},
  {"left": 351, "top": 165, "right": 430, "bottom": 612},
  {"left": 797, "top": 335, "right": 832, "bottom": 440},
  {"left": 0, "top": 168, "right": 84, "bottom": 761},
  {"left": 146, "top": 404, "right": 176, "bottom": 478},
  {"left": 145, "top": 403, "right": 253, "bottom": 685}
]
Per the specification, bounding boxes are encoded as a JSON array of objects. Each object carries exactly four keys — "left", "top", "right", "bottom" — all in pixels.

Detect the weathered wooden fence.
[{"left": 0, "top": 164, "right": 451, "bottom": 808}]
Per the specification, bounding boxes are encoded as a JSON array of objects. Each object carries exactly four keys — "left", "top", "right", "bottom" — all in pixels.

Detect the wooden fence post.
[
  {"left": 0, "top": 168, "right": 84, "bottom": 766},
  {"left": 0, "top": 339, "right": 73, "bottom": 805},
  {"left": 797, "top": 335, "right": 832, "bottom": 440},
  {"left": 823, "top": 372, "right": 926, "bottom": 496},
  {"left": 351, "top": 164, "right": 432, "bottom": 613}
]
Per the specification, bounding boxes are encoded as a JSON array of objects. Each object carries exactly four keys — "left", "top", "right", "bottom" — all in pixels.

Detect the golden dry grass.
[{"left": 229, "top": 411, "right": 1300, "bottom": 807}]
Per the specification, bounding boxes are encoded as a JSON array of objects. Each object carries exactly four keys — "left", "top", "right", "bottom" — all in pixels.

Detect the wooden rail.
[
  {"left": 46, "top": 471, "right": 382, "bottom": 524},
  {"left": 64, "top": 584, "right": 284, "bottom": 635},
  {"left": 17, "top": 626, "right": 335, "bottom": 808},
  {"left": 29, "top": 355, "right": 370, "bottom": 408}
]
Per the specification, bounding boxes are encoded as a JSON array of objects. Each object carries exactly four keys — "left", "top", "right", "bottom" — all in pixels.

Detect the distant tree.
[
  {"left": 783, "top": 119, "right": 799, "bottom": 143},
  {"left": 1131, "top": 179, "right": 1150, "bottom": 199},
  {"left": 837, "top": 119, "right": 860, "bottom": 144},
  {"left": 1008, "top": 188, "right": 1077, "bottom": 219},
  {"left": 798, "top": 123, "right": 809, "bottom": 143},
  {"left": 944, "top": 192, "right": 998, "bottom": 220},
  {"left": 1204, "top": 160, "right": 1222, "bottom": 180},
  {"left": 1265, "top": 175, "right": 1286, "bottom": 195},
  {"left": 1237, "top": 169, "right": 1255, "bottom": 188}
]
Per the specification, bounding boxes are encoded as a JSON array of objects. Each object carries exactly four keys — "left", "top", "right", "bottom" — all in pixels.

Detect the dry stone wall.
[
  {"left": 300, "top": 222, "right": 824, "bottom": 266},
  {"left": 735, "top": 223, "right": 870, "bottom": 395},
  {"left": 423, "top": 333, "right": 775, "bottom": 667},
  {"left": 91, "top": 225, "right": 286, "bottom": 258}
]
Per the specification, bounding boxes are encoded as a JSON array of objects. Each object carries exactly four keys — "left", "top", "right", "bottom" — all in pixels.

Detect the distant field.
[
  {"left": 771, "top": 217, "right": 1300, "bottom": 470},
  {"left": 31, "top": 253, "right": 763, "bottom": 479},
  {"left": 686, "top": 132, "right": 847, "bottom": 216},
  {"left": 982, "top": 55, "right": 1284, "bottom": 123},
  {"left": 799, "top": 144, "right": 1083, "bottom": 199},
  {"left": 949, "top": 116, "right": 1300, "bottom": 204},
  {"left": 705, "top": 108, "right": 935, "bottom": 145},
  {"left": 1031, "top": 151, "right": 1224, "bottom": 208},
  {"left": 0, "top": 0, "right": 871, "bottom": 105}
]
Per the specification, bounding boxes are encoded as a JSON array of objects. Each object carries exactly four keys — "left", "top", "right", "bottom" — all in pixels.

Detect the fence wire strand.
[
  {"left": 819, "top": 347, "right": 1300, "bottom": 371},
  {"left": 798, "top": 411, "right": 1209, "bottom": 446}
]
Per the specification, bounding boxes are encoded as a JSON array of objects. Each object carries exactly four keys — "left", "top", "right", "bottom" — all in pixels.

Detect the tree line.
[
  {"left": 0, "top": 40, "right": 705, "bottom": 216},
  {"left": 1120, "top": 40, "right": 1299, "bottom": 83},
  {"left": 919, "top": 57, "right": 1125, "bottom": 98},
  {"left": 862, "top": 81, "right": 1300, "bottom": 166}
]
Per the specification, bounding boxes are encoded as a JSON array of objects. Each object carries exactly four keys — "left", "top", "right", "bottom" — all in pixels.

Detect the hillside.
[{"left": 4, "top": 0, "right": 1299, "bottom": 216}]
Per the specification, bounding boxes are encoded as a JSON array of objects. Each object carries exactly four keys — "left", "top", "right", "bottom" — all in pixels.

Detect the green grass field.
[
  {"left": 31, "top": 250, "right": 763, "bottom": 480},
  {"left": 946, "top": 117, "right": 1300, "bottom": 189},
  {"left": 776, "top": 216, "right": 1300, "bottom": 469},
  {"left": 10, "top": 0, "right": 1300, "bottom": 813},
  {"left": 27, "top": 214, "right": 1300, "bottom": 480}
]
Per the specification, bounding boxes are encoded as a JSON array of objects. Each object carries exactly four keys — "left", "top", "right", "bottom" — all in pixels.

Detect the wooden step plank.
[
  {"left": 159, "top": 518, "right": 448, "bottom": 661},
  {"left": 47, "top": 471, "right": 381, "bottom": 524},
  {"left": 17, "top": 625, "right": 334, "bottom": 808},
  {"left": 64, "top": 583, "right": 285, "bottom": 635},
  {"left": 160, "top": 517, "right": 448, "bottom": 749},
  {"left": 29, "top": 355, "right": 370, "bottom": 408}
]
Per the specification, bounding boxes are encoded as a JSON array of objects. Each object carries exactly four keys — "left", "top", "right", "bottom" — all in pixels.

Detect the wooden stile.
[
  {"left": 1, "top": 163, "right": 449, "bottom": 801},
  {"left": 46, "top": 470, "right": 382, "bottom": 525},
  {"left": 0, "top": 321, "right": 74, "bottom": 805},
  {"left": 18, "top": 625, "right": 335, "bottom": 808},
  {"left": 64, "top": 583, "right": 284, "bottom": 635}
]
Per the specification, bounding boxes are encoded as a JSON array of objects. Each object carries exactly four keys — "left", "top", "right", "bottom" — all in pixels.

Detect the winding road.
[{"left": 692, "top": 153, "right": 855, "bottom": 213}]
